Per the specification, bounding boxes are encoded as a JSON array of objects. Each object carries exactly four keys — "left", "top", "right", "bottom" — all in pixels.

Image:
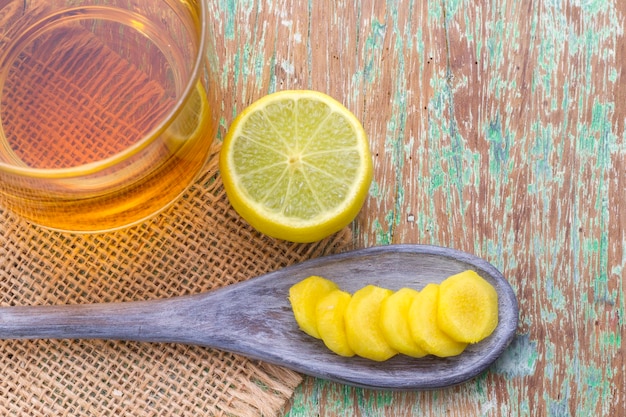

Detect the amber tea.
[{"left": 0, "top": 0, "right": 218, "bottom": 232}]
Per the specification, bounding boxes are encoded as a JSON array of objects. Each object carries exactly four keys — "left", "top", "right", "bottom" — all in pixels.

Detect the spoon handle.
[{"left": 0, "top": 294, "right": 217, "bottom": 346}]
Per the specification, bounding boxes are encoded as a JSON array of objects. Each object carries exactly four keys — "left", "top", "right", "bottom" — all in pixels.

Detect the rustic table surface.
[{"left": 209, "top": 1, "right": 625, "bottom": 416}]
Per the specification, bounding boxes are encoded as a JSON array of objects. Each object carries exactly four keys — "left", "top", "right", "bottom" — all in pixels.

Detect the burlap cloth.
[
  {"left": 0, "top": 143, "right": 353, "bottom": 416},
  {"left": 0, "top": 15, "right": 354, "bottom": 417}
]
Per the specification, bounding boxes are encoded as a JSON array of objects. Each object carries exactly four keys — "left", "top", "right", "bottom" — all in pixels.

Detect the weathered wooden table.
[{"left": 210, "top": 1, "right": 625, "bottom": 415}]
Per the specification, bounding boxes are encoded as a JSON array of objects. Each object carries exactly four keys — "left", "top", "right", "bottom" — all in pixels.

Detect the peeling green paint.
[
  {"left": 493, "top": 333, "right": 538, "bottom": 378},
  {"left": 221, "top": 0, "right": 237, "bottom": 40},
  {"left": 283, "top": 0, "right": 624, "bottom": 414},
  {"left": 360, "top": 19, "right": 386, "bottom": 84}
]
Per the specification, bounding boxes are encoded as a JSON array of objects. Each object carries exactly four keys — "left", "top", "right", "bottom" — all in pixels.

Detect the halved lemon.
[{"left": 220, "top": 90, "right": 373, "bottom": 243}]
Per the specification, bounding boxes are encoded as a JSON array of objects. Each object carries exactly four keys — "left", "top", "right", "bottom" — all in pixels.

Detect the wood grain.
[
  {"left": 0, "top": 245, "right": 517, "bottom": 390},
  {"left": 208, "top": 0, "right": 625, "bottom": 415}
]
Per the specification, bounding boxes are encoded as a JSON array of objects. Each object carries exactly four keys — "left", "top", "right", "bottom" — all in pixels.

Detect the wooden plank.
[{"left": 207, "top": 0, "right": 625, "bottom": 415}]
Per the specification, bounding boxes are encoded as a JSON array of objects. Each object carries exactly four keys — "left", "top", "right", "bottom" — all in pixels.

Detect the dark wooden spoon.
[{"left": 0, "top": 244, "right": 518, "bottom": 390}]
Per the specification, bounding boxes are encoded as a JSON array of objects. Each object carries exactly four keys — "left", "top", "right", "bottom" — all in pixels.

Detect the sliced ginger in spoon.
[
  {"left": 345, "top": 285, "right": 397, "bottom": 361},
  {"left": 288, "top": 269, "right": 499, "bottom": 361},
  {"left": 437, "top": 270, "right": 499, "bottom": 343},
  {"left": 408, "top": 283, "right": 468, "bottom": 357},
  {"left": 379, "top": 287, "right": 428, "bottom": 358},
  {"left": 289, "top": 275, "right": 338, "bottom": 339},
  {"left": 315, "top": 289, "right": 355, "bottom": 357}
]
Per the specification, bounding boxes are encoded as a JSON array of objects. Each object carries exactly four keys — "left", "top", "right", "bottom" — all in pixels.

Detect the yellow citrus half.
[{"left": 220, "top": 90, "right": 373, "bottom": 243}]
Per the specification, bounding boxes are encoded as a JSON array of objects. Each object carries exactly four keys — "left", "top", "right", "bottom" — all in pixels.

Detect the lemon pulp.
[{"left": 220, "top": 90, "right": 373, "bottom": 243}]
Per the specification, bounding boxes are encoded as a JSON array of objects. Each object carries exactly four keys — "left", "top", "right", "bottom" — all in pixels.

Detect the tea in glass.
[{"left": 0, "top": 0, "right": 219, "bottom": 232}]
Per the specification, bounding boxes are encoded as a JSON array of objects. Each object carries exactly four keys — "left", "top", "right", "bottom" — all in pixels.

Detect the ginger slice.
[
  {"left": 438, "top": 270, "right": 499, "bottom": 343},
  {"left": 315, "top": 289, "right": 355, "bottom": 357},
  {"left": 288, "top": 275, "right": 338, "bottom": 339},
  {"left": 379, "top": 288, "right": 428, "bottom": 358},
  {"left": 345, "top": 285, "right": 398, "bottom": 361},
  {"left": 409, "top": 283, "right": 468, "bottom": 357}
]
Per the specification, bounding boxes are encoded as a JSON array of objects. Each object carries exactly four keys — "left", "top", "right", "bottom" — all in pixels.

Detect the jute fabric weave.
[
  {"left": 0, "top": 144, "right": 353, "bottom": 416},
  {"left": 0, "top": 9, "right": 354, "bottom": 415}
]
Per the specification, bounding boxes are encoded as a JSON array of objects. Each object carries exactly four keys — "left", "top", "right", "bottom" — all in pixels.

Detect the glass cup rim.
[{"left": 0, "top": 0, "right": 208, "bottom": 179}]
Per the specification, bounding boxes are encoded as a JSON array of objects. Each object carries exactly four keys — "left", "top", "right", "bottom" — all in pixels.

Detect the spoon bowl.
[{"left": 0, "top": 244, "right": 518, "bottom": 390}]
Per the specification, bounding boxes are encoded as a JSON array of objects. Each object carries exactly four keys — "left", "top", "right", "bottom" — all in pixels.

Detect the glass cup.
[{"left": 0, "top": 0, "right": 219, "bottom": 232}]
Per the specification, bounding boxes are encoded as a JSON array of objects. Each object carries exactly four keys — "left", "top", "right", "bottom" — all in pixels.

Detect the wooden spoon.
[{"left": 0, "top": 244, "right": 518, "bottom": 390}]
